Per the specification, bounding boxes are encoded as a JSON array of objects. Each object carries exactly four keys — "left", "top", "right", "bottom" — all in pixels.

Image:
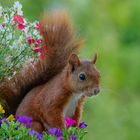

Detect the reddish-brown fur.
[
  {"left": 16, "top": 54, "right": 100, "bottom": 132},
  {"left": 0, "top": 11, "right": 82, "bottom": 116},
  {"left": 0, "top": 11, "right": 100, "bottom": 132}
]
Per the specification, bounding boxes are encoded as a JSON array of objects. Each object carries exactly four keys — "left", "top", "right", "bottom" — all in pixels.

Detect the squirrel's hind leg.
[{"left": 31, "top": 120, "right": 44, "bottom": 133}]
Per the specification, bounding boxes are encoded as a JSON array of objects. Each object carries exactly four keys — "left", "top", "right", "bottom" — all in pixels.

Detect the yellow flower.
[
  {"left": 6, "top": 114, "right": 15, "bottom": 121},
  {"left": 0, "top": 104, "right": 5, "bottom": 114}
]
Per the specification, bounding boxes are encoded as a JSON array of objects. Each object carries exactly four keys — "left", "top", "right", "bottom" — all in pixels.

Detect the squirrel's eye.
[{"left": 79, "top": 73, "right": 86, "bottom": 81}]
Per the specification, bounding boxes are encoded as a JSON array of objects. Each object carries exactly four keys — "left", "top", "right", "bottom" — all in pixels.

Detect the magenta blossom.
[
  {"left": 35, "top": 39, "right": 42, "bottom": 46},
  {"left": 33, "top": 46, "right": 43, "bottom": 53},
  {"left": 13, "top": 15, "right": 24, "bottom": 24},
  {"left": 65, "top": 117, "right": 76, "bottom": 128},
  {"left": 35, "top": 22, "right": 41, "bottom": 30},
  {"left": 13, "top": 15, "right": 25, "bottom": 31},
  {"left": 15, "top": 23, "right": 25, "bottom": 31},
  {"left": 27, "top": 36, "right": 35, "bottom": 45}
]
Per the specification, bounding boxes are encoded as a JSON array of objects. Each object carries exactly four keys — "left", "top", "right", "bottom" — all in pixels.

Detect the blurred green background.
[{"left": 1, "top": 0, "right": 140, "bottom": 139}]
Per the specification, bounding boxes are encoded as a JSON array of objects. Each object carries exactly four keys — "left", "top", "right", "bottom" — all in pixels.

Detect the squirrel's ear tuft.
[
  {"left": 68, "top": 53, "right": 80, "bottom": 72},
  {"left": 92, "top": 53, "right": 97, "bottom": 64}
]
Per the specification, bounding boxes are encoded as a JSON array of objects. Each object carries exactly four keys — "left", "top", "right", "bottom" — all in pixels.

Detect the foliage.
[
  {"left": 0, "top": 1, "right": 43, "bottom": 80},
  {"left": 0, "top": 0, "right": 140, "bottom": 140},
  {"left": 0, "top": 2, "right": 88, "bottom": 140},
  {"left": 0, "top": 104, "right": 87, "bottom": 140}
]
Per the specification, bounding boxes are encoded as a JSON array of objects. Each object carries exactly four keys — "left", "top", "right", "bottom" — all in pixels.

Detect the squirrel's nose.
[{"left": 93, "top": 88, "right": 100, "bottom": 95}]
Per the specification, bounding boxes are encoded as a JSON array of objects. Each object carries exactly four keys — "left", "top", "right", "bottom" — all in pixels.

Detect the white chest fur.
[{"left": 63, "top": 93, "right": 82, "bottom": 118}]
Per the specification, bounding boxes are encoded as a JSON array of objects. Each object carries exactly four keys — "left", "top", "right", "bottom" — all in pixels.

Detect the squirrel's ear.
[
  {"left": 68, "top": 53, "right": 80, "bottom": 72},
  {"left": 92, "top": 53, "right": 97, "bottom": 64}
]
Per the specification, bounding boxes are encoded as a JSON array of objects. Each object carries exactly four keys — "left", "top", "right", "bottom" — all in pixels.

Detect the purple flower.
[
  {"left": 0, "top": 118, "right": 2, "bottom": 126},
  {"left": 48, "top": 128, "right": 63, "bottom": 137},
  {"left": 57, "top": 136, "right": 63, "bottom": 140},
  {"left": 35, "top": 133, "right": 43, "bottom": 140},
  {"left": 70, "top": 134, "right": 77, "bottom": 140},
  {"left": 29, "top": 130, "right": 36, "bottom": 136},
  {"left": 65, "top": 117, "right": 76, "bottom": 128},
  {"left": 16, "top": 116, "right": 32, "bottom": 128},
  {"left": 28, "top": 130, "right": 43, "bottom": 140},
  {"left": 2, "top": 119, "right": 9, "bottom": 126},
  {"left": 78, "top": 122, "right": 87, "bottom": 129},
  {"left": 15, "top": 126, "right": 20, "bottom": 130}
]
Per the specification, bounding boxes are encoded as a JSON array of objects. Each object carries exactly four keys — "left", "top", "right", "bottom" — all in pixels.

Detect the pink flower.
[
  {"left": 17, "top": 24, "right": 25, "bottom": 30},
  {"left": 0, "top": 23, "right": 6, "bottom": 30},
  {"left": 33, "top": 46, "right": 43, "bottom": 53},
  {"left": 27, "top": 36, "right": 35, "bottom": 45},
  {"left": 35, "top": 39, "right": 42, "bottom": 46},
  {"left": 13, "top": 15, "right": 24, "bottom": 24},
  {"left": 65, "top": 117, "right": 76, "bottom": 128},
  {"left": 13, "top": 15, "right": 25, "bottom": 31},
  {"left": 2, "top": 23, "right": 6, "bottom": 27},
  {"left": 35, "top": 22, "right": 41, "bottom": 30}
]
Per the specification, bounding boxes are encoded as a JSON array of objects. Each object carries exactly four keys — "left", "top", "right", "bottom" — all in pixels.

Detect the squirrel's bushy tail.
[
  {"left": 40, "top": 11, "right": 82, "bottom": 80},
  {"left": 0, "top": 11, "right": 83, "bottom": 116}
]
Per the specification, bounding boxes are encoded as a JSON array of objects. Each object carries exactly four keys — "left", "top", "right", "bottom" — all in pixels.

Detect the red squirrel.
[
  {"left": 16, "top": 12, "right": 100, "bottom": 132},
  {"left": 0, "top": 11, "right": 81, "bottom": 116},
  {"left": 0, "top": 11, "right": 100, "bottom": 132}
]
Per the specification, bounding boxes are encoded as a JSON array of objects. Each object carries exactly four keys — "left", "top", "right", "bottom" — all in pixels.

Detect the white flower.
[
  {"left": 13, "top": 1, "right": 22, "bottom": 9},
  {"left": 10, "top": 11, "right": 15, "bottom": 18},
  {"left": 13, "top": 1, "right": 23, "bottom": 16},
  {"left": 24, "top": 27, "right": 29, "bottom": 35},
  {"left": 5, "top": 56, "right": 12, "bottom": 63},
  {"left": 10, "top": 41, "right": 19, "bottom": 49},
  {"left": 0, "top": 6, "right": 2, "bottom": 17},
  {"left": 13, "top": 71, "right": 17, "bottom": 76},
  {"left": 17, "top": 9, "right": 23, "bottom": 16},
  {"left": 8, "top": 77, "right": 12, "bottom": 80},
  {"left": 0, "top": 25, "right": 3, "bottom": 30},
  {"left": 4, "top": 14, "right": 9, "bottom": 23},
  {"left": 33, "top": 30, "right": 38, "bottom": 36},
  {"left": 24, "top": 18, "right": 27, "bottom": 24},
  {"left": 7, "top": 33, "right": 13, "bottom": 40}
]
